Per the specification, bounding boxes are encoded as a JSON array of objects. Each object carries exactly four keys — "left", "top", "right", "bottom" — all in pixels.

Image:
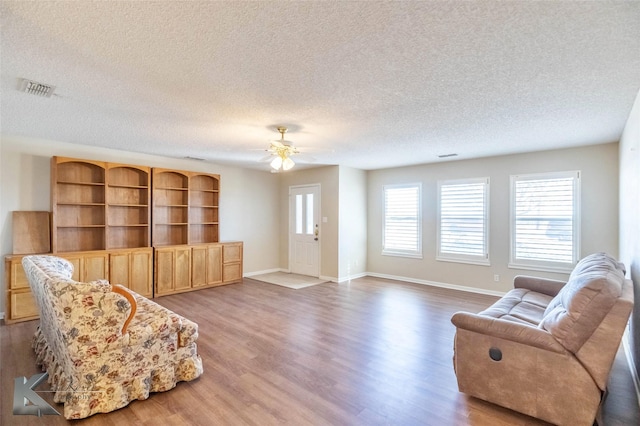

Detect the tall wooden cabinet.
[
  {"left": 152, "top": 168, "right": 241, "bottom": 297},
  {"left": 47, "top": 156, "right": 154, "bottom": 299},
  {"left": 152, "top": 168, "right": 219, "bottom": 246},
  {"left": 106, "top": 163, "right": 151, "bottom": 249},
  {"left": 51, "top": 157, "right": 151, "bottom": 252},
  {"left": 5, "top": 158, "right": 242, "bottom": 324},
  {"left": 51, "top": 158, "right": 107, "bottom": 252}
]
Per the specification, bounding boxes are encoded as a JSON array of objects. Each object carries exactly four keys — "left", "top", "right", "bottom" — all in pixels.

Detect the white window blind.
[
  {"left": 437, "top": 178, "right": 489, "bottom": 265},
  {"left": 510, "top": 171, "right": 580, "bottom": 272},
  {"left": 383, "top": 183, "right": 422, "bottom": 257}
]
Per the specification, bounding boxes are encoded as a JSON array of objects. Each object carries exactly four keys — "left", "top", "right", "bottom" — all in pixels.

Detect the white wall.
[
  {"left": 0, "top": 135, "right": 281, "bottom": 314},
  {"left": 619, "top": 89, "right": 640, "bottom": 381},
  {"left": 338, "top": 166, "right": 367, "bottom": 280},
  {"left": 367, "top": 143, "right": 619, "bottom": 294}
]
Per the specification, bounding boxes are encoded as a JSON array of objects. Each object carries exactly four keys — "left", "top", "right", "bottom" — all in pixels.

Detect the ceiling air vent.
[
  {"left": 438, "top": 153, "right": 458, "bottom": 158},
  {"left": 19, "top": 79, "right": 56, "bottom": 97}
]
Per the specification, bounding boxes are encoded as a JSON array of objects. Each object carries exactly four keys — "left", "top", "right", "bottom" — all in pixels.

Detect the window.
[
  {"left": 437, "top": 178, "right": 489, "bottom": 265},
  {"left": 510, "top": 171, "right": 580, "bottom": 272},
  {"left": 295, "top": 193, "right": 314, "bottom": 235},
  {"left": 383, "top": 183, "right": 422, "bottom": 257}
]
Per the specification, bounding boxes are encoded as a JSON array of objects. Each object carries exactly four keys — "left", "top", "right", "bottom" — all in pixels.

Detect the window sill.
[
  {"left": 437, "top": 255, "right": 490, "bottom": 267},
  {"left": 382, "top": 250, "right": 423, "bottom": 259},
  {"left": 508, "top": 262, "right": 574, "bottom": 274}
]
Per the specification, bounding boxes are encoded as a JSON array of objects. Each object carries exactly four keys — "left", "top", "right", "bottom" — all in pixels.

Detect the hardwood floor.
[{"left": 1, "top": 276, "right": 638, "bottom": 425}]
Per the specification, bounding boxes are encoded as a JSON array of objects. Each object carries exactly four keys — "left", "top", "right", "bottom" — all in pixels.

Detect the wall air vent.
[{"left": 19, "top": 79, "right": 56, "bottom": 97}]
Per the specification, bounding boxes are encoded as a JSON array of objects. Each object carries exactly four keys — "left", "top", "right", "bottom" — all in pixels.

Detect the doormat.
[{"left": 248, "top": 272, "right": 328, "bottom": 289}]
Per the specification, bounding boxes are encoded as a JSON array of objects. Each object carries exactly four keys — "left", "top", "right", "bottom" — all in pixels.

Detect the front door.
[{"left": 289, "top": 184, "right": 320, "bottom": 277}]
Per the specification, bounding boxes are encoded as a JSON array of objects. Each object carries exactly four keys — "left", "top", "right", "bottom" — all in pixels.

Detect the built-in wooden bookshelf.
[
  {"left": 152, "top": 168, "right": 235, "bottom": 297},
  {"left": 106, "top": 164, "right": 150, "bottom": 249},
  {"left": 6, "top": 158, "right": 241, "bottom": 323},
  {"left": 51, "top": 157, "right": 151, "bottom": 252},
  {"left": 152, "top": 168, "right": 220, "bottom": 246},
  {"left": 152, "top": 169, "right": 189, "bottom": 246},
  {"left": 189, "top": 173, "right": 220, "bottom": 244},
  {"left": 51, "top": 158, "right": 106, "bottom": 252}
]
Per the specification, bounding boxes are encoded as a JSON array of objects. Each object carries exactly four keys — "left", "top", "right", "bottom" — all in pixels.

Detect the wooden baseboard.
[{"left": 366, "top": 272, "right": 507, "bottom": 297}]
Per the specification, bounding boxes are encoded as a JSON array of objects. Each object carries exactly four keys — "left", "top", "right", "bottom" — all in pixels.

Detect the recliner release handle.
[{"left": 489, "top": 347, "right": 502, "bottom": 361}]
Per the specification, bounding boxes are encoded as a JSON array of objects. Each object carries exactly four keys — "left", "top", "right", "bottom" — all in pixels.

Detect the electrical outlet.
[{"left": 494, "top": 274, "right": 500, "bottom": 282}]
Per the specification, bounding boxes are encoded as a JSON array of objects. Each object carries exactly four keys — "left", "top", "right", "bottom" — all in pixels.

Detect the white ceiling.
[{"left": 1, "top": 1, "right": 639, "bottom": 171}]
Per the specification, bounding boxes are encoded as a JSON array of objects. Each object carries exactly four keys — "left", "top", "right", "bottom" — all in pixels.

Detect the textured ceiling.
[{"left": 1, "top": 1, "right": 639, "bottom": 171}]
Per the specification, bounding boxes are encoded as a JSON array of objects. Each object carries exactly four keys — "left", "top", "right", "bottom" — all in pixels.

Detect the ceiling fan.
[{"left": 265, "top": 126, "right": 300, "bottom": 171}]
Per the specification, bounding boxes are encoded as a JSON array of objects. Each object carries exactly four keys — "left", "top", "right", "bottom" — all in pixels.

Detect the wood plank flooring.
[{"left": 1, "top": 276, "right": 638, "bottom": 425}]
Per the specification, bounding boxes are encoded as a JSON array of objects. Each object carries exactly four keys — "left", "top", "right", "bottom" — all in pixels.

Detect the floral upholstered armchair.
[{"left": 22, "top": 255, "right": 203, "bottom": 419}]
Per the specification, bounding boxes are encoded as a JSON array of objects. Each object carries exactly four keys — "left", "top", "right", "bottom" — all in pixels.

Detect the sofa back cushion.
[{"left": 539, "top": 252, "right": 626, "bottom": 353}]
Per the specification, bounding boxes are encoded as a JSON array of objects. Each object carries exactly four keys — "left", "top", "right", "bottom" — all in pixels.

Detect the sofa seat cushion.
[{"left": 479, "top": 288, "right": 554, "bottom": 326}]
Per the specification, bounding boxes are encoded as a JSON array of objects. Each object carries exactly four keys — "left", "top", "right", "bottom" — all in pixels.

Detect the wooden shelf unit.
[
  {"left": 152, "top": 168, "right": 234, "bottom": 297},
  {"left": 7, "top": 158, "right": 241, "bottom": 323},
  {"left": 51, "top": 157, "right": 151, "bottom": 252},
  {"left": 189, "top": 173, "right": 220, "bottom": 245},
  {"left": 51, "top": 158, "right": 106, "bottom": 252},
  {"left": 106, "top": 163, "right": 151, "bottom": 249},
  {"left": 152, "top": 168, "right": 220, "bottom": 246}
]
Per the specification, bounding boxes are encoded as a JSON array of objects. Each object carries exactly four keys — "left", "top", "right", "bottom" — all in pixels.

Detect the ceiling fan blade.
[{"left": 295, "top": 153, "right": 317, "bottom": 163}]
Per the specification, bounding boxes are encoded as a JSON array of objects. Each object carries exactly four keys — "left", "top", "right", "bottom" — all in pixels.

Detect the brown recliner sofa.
[{"left": 451, "top": 252, "right": 634, "bottom": 426}]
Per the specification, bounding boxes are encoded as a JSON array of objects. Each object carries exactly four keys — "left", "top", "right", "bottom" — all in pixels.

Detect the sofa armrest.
[
  {"left": 451, "top": 311, "right": 567, "bottom": 354},
  {"left": 513, "top": 275, "right": 566, "bottom": 297}
]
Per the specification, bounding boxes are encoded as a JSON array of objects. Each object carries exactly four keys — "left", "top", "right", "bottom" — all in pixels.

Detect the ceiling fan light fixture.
[
  {"left": 266, "top": 126, "right": 299, "bottom": 171},
  {"left": 282, "top": 156, "right": 295, "bottom": 171},
  {"left": 270, "top": 156, "right": 283, "bottom": 170}
]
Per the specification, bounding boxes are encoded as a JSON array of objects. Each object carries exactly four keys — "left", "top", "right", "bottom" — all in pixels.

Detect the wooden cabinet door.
[
  {"left": 129, "top": 249, "right": 152, "bottom": 297},
  {"left": 60, "top": 253, "right": 107, "bottom": 282},
  {"left": 222, "top": 242, "right": 242, "bottom": 283},
  {"left": 155, "top": 248, "right": 175, "bottom": 295},
  {"left": 223, "top": 262, "right": 242, "bottom": 283},
  {"left": 206, "top": 244, "right": 223, "bottom": 285},
  {"left": 192, "top": 244, "right": 222, "bottom": 288},
  {"left": 82, "top": 253, "right": 109, "bottom": 281},
  {"left": 174, "top": 246, "right": 191, "bottom": 291},
  {"left": 154, "top": 246, "right": 190, "bottom": 295},
  {"left": 10, "top": 290, "right": 39, "bottom": 320},
  {"left": 7, "top": 257, "right": 29, "bottom": 290},
  {"left": 191, "top": 246, "right": 207, "bottom": 288},
  {"left": 61, "top": 255, "right": 82, "bottom": 281},
  {"left": 223, "top": 242, "right": 242, "bottom": 263},
  {"left": 109, "top": 251, "right": 131, "bottom": 287},
  {"left": 109, "top": 249, "right": 152, "bottom": 297}
]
